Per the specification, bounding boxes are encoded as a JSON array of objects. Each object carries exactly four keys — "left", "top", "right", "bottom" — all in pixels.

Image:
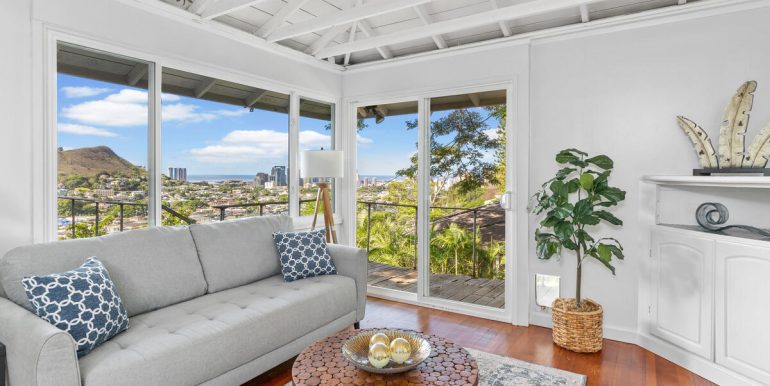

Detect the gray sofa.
[{"left": 0, "top": 216, "right": 367, "bottom": 386}]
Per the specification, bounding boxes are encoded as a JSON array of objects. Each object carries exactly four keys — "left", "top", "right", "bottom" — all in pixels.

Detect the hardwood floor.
[{"left": 245, "top": 297, "right": 716, "bottom": 386}]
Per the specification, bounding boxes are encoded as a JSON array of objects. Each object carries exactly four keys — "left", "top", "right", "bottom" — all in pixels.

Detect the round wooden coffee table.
[{"left": 292, "top": 329, "right": 478, "bottom": 386}]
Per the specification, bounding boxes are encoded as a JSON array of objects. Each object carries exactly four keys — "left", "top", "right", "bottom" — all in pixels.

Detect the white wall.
[
  {"left": 0, "top": 0, "right": 341, "bottom": 257},
  {"left": 343, "top": 2, "right": 770, "bottom": 334},
  {"left": 0, "top": 1, "right": 33, "bottom": 258}
]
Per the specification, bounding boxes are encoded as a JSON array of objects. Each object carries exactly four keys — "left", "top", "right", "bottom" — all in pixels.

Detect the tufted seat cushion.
[{"left": 78, "top": 274, "right": 357, "bottom": 386}]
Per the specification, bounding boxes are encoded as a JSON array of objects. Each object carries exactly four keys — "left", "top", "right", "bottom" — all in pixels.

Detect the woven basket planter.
[{"left": 551, "top": 298, "right": 603, "bottom": 353}]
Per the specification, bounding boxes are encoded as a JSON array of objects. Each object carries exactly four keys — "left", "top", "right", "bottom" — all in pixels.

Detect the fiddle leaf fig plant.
[{"left": 530, "top": 148, "right": 626, "bottom": 308}]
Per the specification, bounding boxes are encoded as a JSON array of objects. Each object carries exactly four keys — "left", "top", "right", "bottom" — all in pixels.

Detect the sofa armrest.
[
  {"left": 328, "top": 244, "right": 367, "bottom": 321},
  {"left": 0, "top": 297, "right": 80, "bottom": 386}
]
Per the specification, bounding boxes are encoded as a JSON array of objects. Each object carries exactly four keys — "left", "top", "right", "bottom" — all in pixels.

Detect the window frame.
[{"left": 42, "top": 29, "right": 338, "bottom": 241}]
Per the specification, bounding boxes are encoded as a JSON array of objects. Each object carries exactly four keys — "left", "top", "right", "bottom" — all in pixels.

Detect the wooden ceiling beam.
[
  {"left": 267, "top": 0, "right": 432, "bottom": 42},
  {"left": 244, "top": 89, "right": 269, "bottom": 108},
  {"left": 579, "top": 4, "right": 590, "bottom": 22},
  {"left": 316, "top": 0, "right": 603, "bottom": 58},
  {"left": 198, "top": 0, "right": 271, "bottom": 20},
  {"left": 194, "top": 77, "right": 217, "bottom": 98},
  {"left": 126, "top": 63, "right": 148, "bottom": 86},
  {"left": 344, "top": 22, "right": 358, "bottom": 66},
  {"left": 413, "top": 5, "right": 447, "bottom": 49},
  {"left": 256, "top": 0, "right": 312, "bottom": 38},
  {"left": 488, "top": 0, "right": 511, "bottom": 37},
  {"left": 357, "top": 21, "right": 393, "bottom": 59},
  {"left": 305, "top": 23, "right": 351, "bottom": 55}
]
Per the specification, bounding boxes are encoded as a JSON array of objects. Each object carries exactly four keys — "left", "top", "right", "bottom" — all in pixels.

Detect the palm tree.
[{"left": 431, "top": 223, "right": 470, "bottom": 275}]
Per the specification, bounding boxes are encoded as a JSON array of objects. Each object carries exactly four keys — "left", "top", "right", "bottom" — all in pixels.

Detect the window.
[
  {"left": 52, "top": 41, "right": 334, "bottom": 239},
  {"left": 299, "top": 97, "right": 335, "bottom": 216},
  {"left": 160, "top": 67, "right": 290, "bottom": 223},
  {"left": 56, "top": 42, "right": 151, "bottom": 239}
]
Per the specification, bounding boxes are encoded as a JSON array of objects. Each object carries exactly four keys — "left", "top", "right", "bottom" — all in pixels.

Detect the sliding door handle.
[{"left": 499, "top": 191, "right": 514, "bottom": 211}]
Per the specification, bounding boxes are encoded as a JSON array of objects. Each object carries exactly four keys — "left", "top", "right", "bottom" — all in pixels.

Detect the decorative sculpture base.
[{"left": 693, "top": 168, "right": 770, "bottom": 176}]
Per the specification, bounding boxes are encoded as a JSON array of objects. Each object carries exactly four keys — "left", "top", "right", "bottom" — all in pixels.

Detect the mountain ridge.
[{"left": 58, "top": 146, "right": 143, "bottom": 178}]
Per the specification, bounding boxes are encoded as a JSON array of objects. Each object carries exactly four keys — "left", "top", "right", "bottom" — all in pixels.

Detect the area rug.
[
  {"left": 285, "top": 348, "right": 586, "bottom": 385},
  {"left": 466, "top": 348, "right": 586, "bottom": 386}
]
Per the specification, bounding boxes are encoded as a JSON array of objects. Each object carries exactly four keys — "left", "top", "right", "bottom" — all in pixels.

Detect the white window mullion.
[
  {"left": 289, "top": 92, "right": 300, "bottom": 218},
  {"left": 148, "top": 62, "right": 162, "bottom": 226},
  {"left": 416, "top": 97, "right": 431, "bottom": 300}
]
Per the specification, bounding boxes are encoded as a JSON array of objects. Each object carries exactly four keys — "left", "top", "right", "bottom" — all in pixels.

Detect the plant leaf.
[
  {"left": 579, "top": 173, "right": 595, "bottom": 190},
  {"left": 586, "top": 155, "right": 614, "bottom": 170},
  {"left": 594, "top": 244, "right": 616, "bottom": 275},
  {"left": 718, "top": 81, "right": 756, "bottom": 167},
  {"left": 595, "top": 210, "right": 623, "bottom": 225},
  {"left": 554, "top": 221, "right": 574, "bottom": 241}
]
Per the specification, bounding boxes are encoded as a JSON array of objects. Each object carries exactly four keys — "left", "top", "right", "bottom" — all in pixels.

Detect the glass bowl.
[{"left": 341, "top": 329, "right": 432, "bottom": 374}]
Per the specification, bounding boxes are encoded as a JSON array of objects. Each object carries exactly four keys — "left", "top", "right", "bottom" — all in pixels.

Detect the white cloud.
[
  {"left": 215, "top": 109, "right": 248, "bottom": 117},
  {"left": 190, "top": 129, "right": 331, "bottom": 163},
  {"left": 483, "top": 128, "right": 501, "bottom": 140},
  {"left": 62, "top": 89, "right": 216, "bottom": 127},
  {"left": 61, "top": 86, "right": 111, "bottom": 98},
  {"left": 58, "top": 123, "right": 117, "bottom": 137},
  {"left": 357, "top": 134, "right": 373, "bottom": 145}
]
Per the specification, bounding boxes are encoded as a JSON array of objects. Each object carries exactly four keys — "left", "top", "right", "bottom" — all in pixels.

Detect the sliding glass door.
[{"left": 356, "top": 88, "right": 512, "bottom": 318}]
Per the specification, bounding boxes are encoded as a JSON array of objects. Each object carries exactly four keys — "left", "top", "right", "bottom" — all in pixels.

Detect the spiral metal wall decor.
[{"left": 696, "top": 202, "right": 770, "bottom": 239}]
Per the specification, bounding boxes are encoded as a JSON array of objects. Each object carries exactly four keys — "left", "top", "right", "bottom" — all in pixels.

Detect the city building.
[
  {"left": 271, "top": 165, "right": 287, "bottom": 187},
  {"left": 168, "top": 167, "right": 187, "bottom": 182},
  {"left": 254, "top": 172, "right": 269, "bottom": 187}
]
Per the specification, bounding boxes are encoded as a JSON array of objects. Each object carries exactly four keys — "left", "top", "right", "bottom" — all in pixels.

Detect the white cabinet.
[
  {"left": 715, "top": 241, "right": 770, "bottom": 385},
  {"left": 650, "top": 229, "right": 714, "bottom": 359}
]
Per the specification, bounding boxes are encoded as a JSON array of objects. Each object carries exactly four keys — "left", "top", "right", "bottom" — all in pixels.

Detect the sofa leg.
[
  {"left": 0, "top": 342, "right": 5, "bottom": 386},
  {"left": 354, "top": 322, "right": 360, "bottom": 329}
]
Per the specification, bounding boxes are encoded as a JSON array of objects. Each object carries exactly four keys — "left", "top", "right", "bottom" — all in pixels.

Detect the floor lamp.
[{"left": 301, "top": 150, "right": 344, "bottom": 243}]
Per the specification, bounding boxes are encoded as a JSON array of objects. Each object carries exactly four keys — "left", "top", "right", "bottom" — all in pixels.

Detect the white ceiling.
[{"left": 157, "top": 0, "right": 701, "bottom": 66}]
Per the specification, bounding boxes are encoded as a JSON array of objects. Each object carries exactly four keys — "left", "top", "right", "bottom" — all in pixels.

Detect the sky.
[{"left": 57, "top": 74, "right": 501, "bottom": 177}]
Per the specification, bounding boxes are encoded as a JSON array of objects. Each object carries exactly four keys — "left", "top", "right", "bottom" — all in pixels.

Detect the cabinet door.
[
  {"left": 650, "top": 229, "right": 714, "bottom": 359},
  {"left": 715, "top": 241, "right": 770, "bottom": 384}
]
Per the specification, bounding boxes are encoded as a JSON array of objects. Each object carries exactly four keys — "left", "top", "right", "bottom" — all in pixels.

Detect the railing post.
[
  {"left": 259, "top": 203, "right": 264, "bottom": 216},
  {"left": 366, "top": 203, "right": 372, "bottom": 254},
  {"left": 414, "top": 205, "right": 418, "bottom": 270},
  {"left": 70, "top": 198, "right": 76, "bottom": 239},
  {"left": 219, "top": 208, "right": 225, "bottom": 221},
  {"left": 119, "top": 203, "right": 124, "bottom": 232},
  {"left": 472, "top": 209, "right": 477, "bottom": 278},
  {"left": 95, "top": 202, "right": 100, "bottom": 237}
]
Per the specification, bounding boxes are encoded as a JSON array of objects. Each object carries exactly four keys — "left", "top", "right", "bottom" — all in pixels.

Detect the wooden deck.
[{"left": 367, "top": 262, "right": 505, "bottom": 308}]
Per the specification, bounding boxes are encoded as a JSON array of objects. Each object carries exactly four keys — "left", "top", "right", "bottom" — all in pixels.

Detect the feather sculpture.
[
  {"left": 677, "top": 116, "right": 718, "bottom": 168},
  {"left": 718, "top": 81, "right": 756, "bottom": 167},
  {"left": 744, "top": 123, "right": 770, "bottom": 168}
]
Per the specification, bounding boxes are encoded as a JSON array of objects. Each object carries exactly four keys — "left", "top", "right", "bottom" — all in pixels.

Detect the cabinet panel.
[
  {"left": 715, "top": 241, "right": 770, "bottom": 385},
  {"left": 650, "top": 229, "right": 714, "bottom": 359}
]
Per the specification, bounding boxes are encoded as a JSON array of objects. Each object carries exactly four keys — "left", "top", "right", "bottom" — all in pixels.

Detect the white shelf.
[{"left": 643, "top": 175, "right": 770, "bottom": 189}]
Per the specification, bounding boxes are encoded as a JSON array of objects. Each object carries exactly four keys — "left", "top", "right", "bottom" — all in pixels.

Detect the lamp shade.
[{"left": 301, "top": 150, "right": 344, "bottom": 178}]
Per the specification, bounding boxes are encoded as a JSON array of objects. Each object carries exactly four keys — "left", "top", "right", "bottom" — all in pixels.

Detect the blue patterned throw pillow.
[
  {"left": 273, "top": 228, "right": 337, "bottom": 282},
  {"left": 22, "top": 257, "right": 129, "bottom": 357}
]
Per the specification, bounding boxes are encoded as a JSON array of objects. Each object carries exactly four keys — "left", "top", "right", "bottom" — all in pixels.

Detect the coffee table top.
[{"left": 292, "top": 329, "right": 478, "bottom": 386}]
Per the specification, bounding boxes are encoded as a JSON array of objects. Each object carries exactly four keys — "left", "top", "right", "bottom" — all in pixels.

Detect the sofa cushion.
[
  {"left": 78, "top": 274, "right": 357, "bottom": 386},
  {"left": 0, "top": 226, "right": 207, "bottom": 317},
  {"left": 23, "top": 257, "right": 130, "bottom": 358},
  {"left": 189, "top": 216, "right": 293, "bottom": 293},
  {"left": 273, "top": 229, "right": 337, "bottom": 282}
]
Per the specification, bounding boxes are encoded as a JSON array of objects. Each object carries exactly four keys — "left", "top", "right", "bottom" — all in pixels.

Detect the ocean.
[{"left": 186, "top": 174, "right": 400, "bottom": 183}]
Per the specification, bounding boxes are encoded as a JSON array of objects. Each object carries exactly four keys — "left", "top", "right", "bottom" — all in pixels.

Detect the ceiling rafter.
[
  {"left": 266, "top": 0, "right": 432, "bottom": 43},
  {"left": 413, "top": 4, "right": 447, "bottom": 49},
  {"left": 194, "top": 77, "right": 217, "bottom": 98},
  {"left": 244, "top": 89, "right": 269, "bottom": 108},
  {"left": 316, "top": 0, "right": 603, "bottom": 59},
  {"left": 357, "top": 19, "right": 392, "bottom": 59},
  {"left": 256, "top": 0, "right": 312, "bottom": 38},
  {"left": 579, "top": 4, "right": 590, "bottom": 22},
  {"left": 126, "top": 64, "right": 147, "bottom": 86},
  {"left": 305, "top": 23, "right": 351, "bottom": 55},
  {"left": 197, "top": 0, "right": 271, "bottom": 20},
  {"left": 488, "top": 0, "right": 511, "bottom": 37},
  {"left": 344, "top": 22, "right": 358, "bottom": 66}
]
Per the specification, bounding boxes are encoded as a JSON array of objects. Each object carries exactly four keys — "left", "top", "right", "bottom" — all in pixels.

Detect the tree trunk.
[{"left": 576, "top": 248, "right": 582, "bottom": 308}]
